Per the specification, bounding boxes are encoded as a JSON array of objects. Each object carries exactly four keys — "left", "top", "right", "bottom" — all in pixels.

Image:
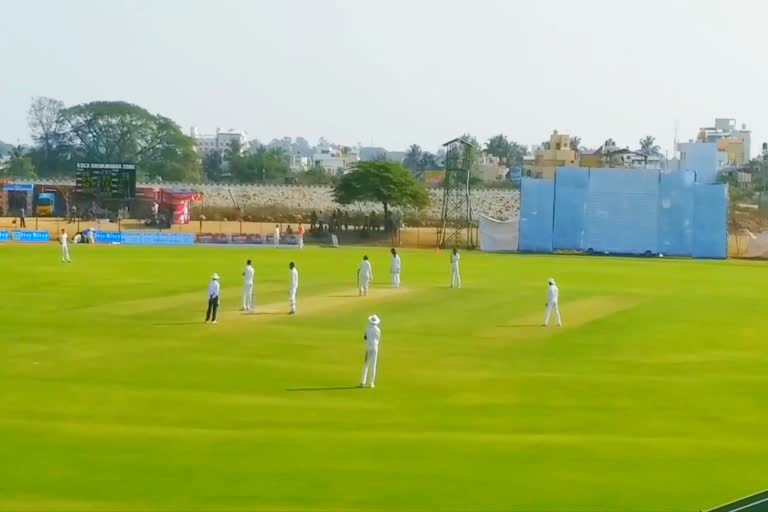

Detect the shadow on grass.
[
  {"left": 286, "top": 386, "right": 362, "bottom": 392},
  {"left": 327, "top": 294, "right": 359, "bottom": 298},
  {"left": 154, "top": 321, "right": 204, "bottom": 326},
  {"left": 249, "top": 311, "right": 287, "bottom": 316}
]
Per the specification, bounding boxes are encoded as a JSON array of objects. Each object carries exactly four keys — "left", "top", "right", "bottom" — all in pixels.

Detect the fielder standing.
[
  {"left": 297, "top": 223, "right": 305, "bottom": 249},
  {"left": 390, "top": 248, "right": 401, "bottom": 288},
  {"left": 358, "top": 255, "right": 373, "bottom": 296},
  {"left": 289, "top": 262, "right": 299, "bottom": 314},
  {"left": 206, "top": 273, "right": 221, "bottom": 324},
  {"left": 241, "top": 259, "right": 255, "bottom": 312},
  {"left": 360, "top": 314, "right": 381, "bottom": 389},
  {"left": 544, "top": 277, "right": 562, "bottom": 327},
  {"left": 274, "top": 224, "right": 280, "bottom": 247},
  {"left": 450, "top": 248, "right": 461, "bottom": 288},
  {"left": 59, "top": 229, "right": 71, "bottom": 263}
]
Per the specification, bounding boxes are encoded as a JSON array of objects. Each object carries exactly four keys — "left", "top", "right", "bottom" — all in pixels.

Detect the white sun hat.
[
  {"left": 212, "top": 273, "right": 220, "bottom": 280},
  {"left": 368, "top": 315, "right": 381, "bottom": 325},
  {"left": 548, "top": 278, "right": 555, "bottom": 285}
]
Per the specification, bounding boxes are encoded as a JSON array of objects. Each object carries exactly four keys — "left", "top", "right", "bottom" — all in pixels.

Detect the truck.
[{"left": 35, "top": 193, "right": 55, "bottom": 217}]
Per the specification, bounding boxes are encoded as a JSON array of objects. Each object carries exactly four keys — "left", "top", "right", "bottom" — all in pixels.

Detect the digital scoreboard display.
[{"left": 75, "top": 163, "right": 137, "bottom": 198}]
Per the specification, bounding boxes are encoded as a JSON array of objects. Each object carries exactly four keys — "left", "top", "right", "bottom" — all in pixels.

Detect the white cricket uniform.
[
  {"left": 390, "top": 254, "right": 401, "bottom": 288},
  {"left": 544, "top": 283, "right": 562, "bottom": 326},
  {"left": 358, "top": 260, "right": 373, "bottom": 296},
  {"left": 289, "top": 267, "right": 299, "bottom": 313},
  {"left": 274, "top": 228, "right": 280, "bottom": 247},
  {"left": 59, "top": 233, "right": 71, "bottom": 262},
  {"left": 242, "top": 264, "right": 255, "bottom": 311},
  {"left": 451, "top": 253, "right": 461, "bottom": 288},
  {"left": 361, "top": 323, "right": 381, "bottom": 387}
]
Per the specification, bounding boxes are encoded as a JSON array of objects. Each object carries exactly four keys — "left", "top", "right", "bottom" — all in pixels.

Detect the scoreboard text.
[{"left": 75, "top": 163, "right": 137, "bottom": 199}]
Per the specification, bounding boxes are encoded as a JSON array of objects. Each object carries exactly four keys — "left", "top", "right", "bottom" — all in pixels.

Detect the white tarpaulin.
[
  {"left": 744, "top": 230, "right": 768, "bottom": 258},
  {"left": 479, "top": 214, "right": 519, "bottom": 252}
]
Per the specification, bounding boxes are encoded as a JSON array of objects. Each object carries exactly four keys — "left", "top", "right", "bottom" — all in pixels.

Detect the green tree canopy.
[
  {"left": 333, "top": 161, "right": 430, "bottom": 223},
  {"left": 485, "top": 134, "right": 528, "bottom": 167}
]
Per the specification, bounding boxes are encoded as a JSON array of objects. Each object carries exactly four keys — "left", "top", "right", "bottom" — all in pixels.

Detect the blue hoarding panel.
[
  {"left": 553, "top": 167, "right": 589, "bottom": 251},
  {"left": 585, "top": 170, "right": 660, "bottom": 254},
  {"left": 519, "top": 178, "right": 554, "bottom": 253},
  {"left": 11, "top": 230, "right": 50, "bottom": 243},
  {"left": 692, "top": 184, "right": 728, "bottom": 259},
  {"left": 94, "top": 231, "right": 194, "bottom": 246},
  {"left": 0, "top": 231, "right": 9, "bottom": 242},
  {"left": 658, "top": 171, "right": 695, "bottom": 256}
]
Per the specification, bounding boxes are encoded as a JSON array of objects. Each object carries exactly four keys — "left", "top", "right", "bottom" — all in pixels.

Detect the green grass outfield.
[{"left": 1, "top": 244, "right": 767, "bottom": 512}]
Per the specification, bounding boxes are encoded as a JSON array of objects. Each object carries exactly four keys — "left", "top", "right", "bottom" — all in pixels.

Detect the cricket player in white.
[
  {"left": 289, "top": 261, "right": 299, "bottom": 314},
  {"left": 358, "top": 255, "right": 373, "bottom": 296},
  {"left": 390, "top": 248, "right": 401, "bottom": 288},
  {"left": 544, "top": 278, "right": 562, "bottom": 327},
  {"left": 59, "top": 229, "right": 71, "bottom": 263},
  {"left": 450, "top": 248, "right": 461, "bottom": 288},
  {"left": 360, "top": 314, "right": 381, "bottom": 389},
  {"left": 241, "top": 259, "right": 255, "bottom": 312},
  {"left": 274, "top": 224, "right": 280, "bottom": 247}
]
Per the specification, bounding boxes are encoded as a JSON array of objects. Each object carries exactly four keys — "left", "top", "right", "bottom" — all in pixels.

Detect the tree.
[
  {"left": 27, "top": 97, "right": 75, "bottom": 177},
  {"left": 403, "top": 144, "right": 423, "bottom": 173},
  {"left": 233, "top": 145, "right": 290, "bottom": 183},
  {"left": 333, "top": 161, "right": 430, "bottom": 229},
  {"left": 639, "top": 135, "right": 662, "bottom": 168},
  {"left": 60, "top": 101, "right": 202, "bottom": 181},
  {"left": 7, "top": 156, "right": 37, "bottom": 178},
  {"left": 639, "top": 135, "right": 661, "bottom": 155},
  {"left": 297, "top": 165, "right": 335, "bottom": 185},
  {"left": 203, "top": 151, "right": 224, "bottom": 182},
  {"left": 485, "top": 134, "right": 527, "bottom": 168},
  {"left": 570, "top": 136, "right": 582, "bottom": 152}
]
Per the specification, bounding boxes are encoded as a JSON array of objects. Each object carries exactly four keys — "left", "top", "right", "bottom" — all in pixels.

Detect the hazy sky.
[{"left": 1, "top": 0, "right": 766, "bottom": 155}]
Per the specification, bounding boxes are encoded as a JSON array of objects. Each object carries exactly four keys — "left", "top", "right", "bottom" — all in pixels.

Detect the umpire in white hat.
[
  {"left": 206, "top": 273, "right": 221, "bottom": 324},
  {"left": 360, "top": 314, "right": 381, "bottom": 388}
]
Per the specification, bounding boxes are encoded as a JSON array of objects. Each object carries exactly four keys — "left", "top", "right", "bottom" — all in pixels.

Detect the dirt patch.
[{"left": 480, "top": 296, "right": 636, "bottom": 338}]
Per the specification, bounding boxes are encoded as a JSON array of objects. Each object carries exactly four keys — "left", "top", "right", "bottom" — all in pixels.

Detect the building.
[
  {"left": 477, "top": 154, "right": 508, "bottom": 182},
  {"left": 678, "top": 141, "right": 721, "bottom": 184},
  {"left": 579, "top": 140, "right": 663, "bottom": 169},
  {"left": 697, "top": 118, "right": 751, "bottom": 165},
  {"left": 312, "top": 143, "right": 360, "bottom": 175},
  {"left": 289, "top": 153, "right": 310, "bottom": 172},
  {"left": 190, "top": 127, "right": 249, "bottom": 158},
  {"left": 529, "top": 131, "right": 578, "bottom": 179}
]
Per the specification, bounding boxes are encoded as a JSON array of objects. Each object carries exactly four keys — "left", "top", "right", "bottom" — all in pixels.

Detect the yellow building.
[
  {"left": 530, "top": 130, "right": 578, "bottom": 179},
  {"left": 717, "top": 137, "right": 745, "bottom": 167},
  {"left": 579, "top": 152, "right": 603, "bottom": 168}
]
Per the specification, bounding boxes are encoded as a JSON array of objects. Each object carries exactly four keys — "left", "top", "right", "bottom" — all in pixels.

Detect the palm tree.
[
  {"left": 570, "top": 136, "right": 582, "bottom": 152},
  {"left": 403, "top": 144, "right": 423, "bottom": 174},
  {"left": 639, "top": 135, "right": 662, "bottom": 167}
]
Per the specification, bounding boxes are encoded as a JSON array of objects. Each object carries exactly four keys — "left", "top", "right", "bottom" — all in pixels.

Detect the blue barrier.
[
  {"left": 94, "top": 231, "right": 195, "bottom": 246},
  {"left": 0, "top": 231, "right": 9, "bottom": 242},
  {"left": 658, "top": 171, "right": 695, "bottom": 256},
  {"left": 692, "top": 184, "right": 728, "bottom": 259},
  {"left": 584, "top": 170, "right": 659, "bottom": 254},
  {"left": 11, "top": 230, "right": 50, "bottom": 243},
  {"left": 518, "top": 168, "right": 728, "bottom": 259},
  {"left": 553, "top": 167, "right": 589, "bottom": 251},
  {"left": 519, "top": 178, "right": 554, "bottom": 253}
]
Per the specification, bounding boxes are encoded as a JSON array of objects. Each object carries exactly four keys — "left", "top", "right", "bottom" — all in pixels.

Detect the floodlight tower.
[{"left": 438, "top": 137, "right": 474, "bottom": 248}]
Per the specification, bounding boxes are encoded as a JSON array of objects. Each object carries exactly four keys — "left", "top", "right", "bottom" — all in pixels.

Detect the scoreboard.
[{"left": 75, "top": 163, "right": 137, "bottom": 198}]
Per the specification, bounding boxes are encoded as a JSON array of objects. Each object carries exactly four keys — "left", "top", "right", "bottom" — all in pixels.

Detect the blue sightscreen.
[
  {"left": 657, "top": 171, "right": 695, "bottom": 256},
  {"left": 585, "top": 170, "right": 660, "bottom": 254},
  {"left": 692, "top": 184, "right": 728, "bottom": 259},
  {"left": 553, "top": 167, "right": 589, "bottom": 251},
  {"left": 519, "top": 178, "right": 554, "bottom": 253}
]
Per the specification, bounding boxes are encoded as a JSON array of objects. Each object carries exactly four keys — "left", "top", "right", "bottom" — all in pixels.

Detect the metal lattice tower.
[{"left": 438, "top": 138, "right": 474, "bottom": 248}]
